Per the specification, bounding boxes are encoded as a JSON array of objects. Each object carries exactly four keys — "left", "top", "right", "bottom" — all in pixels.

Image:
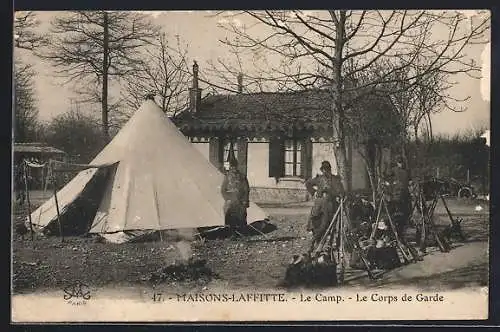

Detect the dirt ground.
[{"left": 12, "top": 195, "right": 489, "bottom": 295}]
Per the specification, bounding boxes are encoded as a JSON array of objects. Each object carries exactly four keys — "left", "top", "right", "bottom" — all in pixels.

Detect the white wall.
[
  {"left": 247, "top": 142, "right": 270, "bottom": 187},
  {"left": 312, "top": 142, "right": 338, "bottom": 177},
  {"left": 192, "top": 142, "right": 209, "bottom": 161},
  {"left": 312, "top": 141, "right": 368, "bottom": 190}
]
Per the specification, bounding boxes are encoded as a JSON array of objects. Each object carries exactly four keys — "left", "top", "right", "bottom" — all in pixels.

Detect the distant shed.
[{"left": 13, "top": 143, "right": 67, "bottom": 189}]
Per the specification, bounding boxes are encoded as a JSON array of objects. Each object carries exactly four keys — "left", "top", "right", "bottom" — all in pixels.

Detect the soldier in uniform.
[
  {"left": 385, "top": 156, "right": 412, "bottom": 239},
  {"left": 305, "top": 161, "right": 345, "bottom": 253},
  {"left": 220, "top": 150, "right": 250, "bottom": 235}
]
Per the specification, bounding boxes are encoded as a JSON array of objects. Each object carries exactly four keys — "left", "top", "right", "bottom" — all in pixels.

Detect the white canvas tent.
[{"left": 27, "top": 100, "right": 269, "bottom": 243}]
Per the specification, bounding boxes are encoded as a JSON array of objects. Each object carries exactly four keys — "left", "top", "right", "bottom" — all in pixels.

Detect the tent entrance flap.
[{"left": 45, "top": 165, "right": 116, "bottom": 236}]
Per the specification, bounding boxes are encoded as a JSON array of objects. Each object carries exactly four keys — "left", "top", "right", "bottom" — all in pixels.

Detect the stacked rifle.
[
  {"left": 306, "top": 179, "right": 467, "bottom": 285},
  {"left": 411, "top": 178, "right": 467, "bottom": 253},
  {"left": 284, "top": 176, "right": 468, "bottom": 288},
  {"left": 369, "top": 185, "right": 420, "bottom": 264},
  {"left": 310, "top": 195, "right": 387, "bottom": 284}
]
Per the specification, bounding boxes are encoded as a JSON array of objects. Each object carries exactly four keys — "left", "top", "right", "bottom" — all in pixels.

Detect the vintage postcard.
[{"left": 11, "top": 9, "right": 490, "bottom": 322}]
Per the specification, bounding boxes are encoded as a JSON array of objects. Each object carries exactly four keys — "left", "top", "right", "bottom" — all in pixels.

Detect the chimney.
[
  {"left": 189, "top": 61, "right": 202, "bottom": 112},
  {"left": 237, "top": 73, "right": 243, "bottom": 93}
]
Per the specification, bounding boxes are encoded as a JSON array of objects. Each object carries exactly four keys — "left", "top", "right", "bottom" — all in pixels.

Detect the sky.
[{"left": 16, "top": 10, "right": 490, "bottom": 136}]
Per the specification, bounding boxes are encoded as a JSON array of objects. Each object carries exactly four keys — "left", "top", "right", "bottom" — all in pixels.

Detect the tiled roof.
[
  {"left": 172, "top": 89, "right": 334, "bottom": 134},
  {"left": 14, "top": 143, "right": 66, "bottom": 155}
]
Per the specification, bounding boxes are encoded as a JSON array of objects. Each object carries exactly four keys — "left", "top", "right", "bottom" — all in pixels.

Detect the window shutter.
[
  {"left": 209, "top": 137, "right": 221, "bottom": 170},
  {"left": 237, "top": 138, "right": 248, "bottom": 176},
  {"left": 302, "top": 138, "right": 313, "bottom": 179},
  {"left": 269, "top": 138, "right": 284, "bottom": 178}
]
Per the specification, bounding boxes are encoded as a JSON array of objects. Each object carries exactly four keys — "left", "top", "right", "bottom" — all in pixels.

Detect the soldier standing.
[
  {"left": 385, "top": 156, "right": 412, "bottom": 239},
  {"left": 305, "top": 161, "right": 345, "bottom": 253},
  {"left": 220, "top": 151, "right": 250, "bottom": 235}
]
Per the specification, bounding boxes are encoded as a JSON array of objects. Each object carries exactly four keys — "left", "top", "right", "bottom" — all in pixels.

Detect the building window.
[
  {"left": 269, "top": 138, "right": 311, "bottom": 180},
  {"left": 222, "top": 140, "right": 238, "bottom": 170},
  {"left": 284, "top": 139, "right": 302, "bottom": 177}
]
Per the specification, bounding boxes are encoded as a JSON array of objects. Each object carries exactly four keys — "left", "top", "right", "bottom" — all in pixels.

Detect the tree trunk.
[
  {"left": 400, "top": 130, "right": 409, "bottom": 176},
  {"left": 332, "top": 11, "right": 351, "bottom": 192},
  {"left": 101, "top": 12, "right": 109, "bottom": 142},
  {"left": 359, "top": 151, "right": 377, "bottom": 205},
  {"left": 332, "top": 104, "right": 350, "bottom": 191},
  {"left": 375, "top": 145, "right": 386, "bottom": 199},
  {"left": 414, "top": 124, "right": 420, "bottom": 179}
]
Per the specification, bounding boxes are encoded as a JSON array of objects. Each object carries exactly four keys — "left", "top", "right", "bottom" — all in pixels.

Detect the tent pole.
[
  {"left": 23, "top": 161, "right": 34, "bottom": 241},
  {"left": 52, "top": 166, "right": 64, "bottom": 243}
]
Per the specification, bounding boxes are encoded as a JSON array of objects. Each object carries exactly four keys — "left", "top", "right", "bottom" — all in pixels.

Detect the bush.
[
  {"left": 41, "top": 109, "right": 106, "bottom": 164},
  {"left": 408, "top": 131, "right": 489, "bottom": 193}
]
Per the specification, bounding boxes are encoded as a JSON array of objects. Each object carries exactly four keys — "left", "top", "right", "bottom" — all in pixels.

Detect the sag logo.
[{"left": 63, "top": 280, "right": 91, "bottom": 301}]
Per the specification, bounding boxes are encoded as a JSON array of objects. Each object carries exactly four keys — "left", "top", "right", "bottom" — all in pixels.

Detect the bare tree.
[
  {"left": 410, "top": 70, "right": 462, "bottom": 177},
  {"left": 40, "top": 11, "right": 159, "bottom": 141},
  {"left": 203, "top": 43, "right": 283, "bottom": 94},
  {"left": 14, "top": 11, "right": 46, "bottom": 51},
  {"left": 42, "top": 106, "right": 105, "bottom": 164},
  {"left": 357, "top": 57, "right": 471, "bottom": 181},
  {"left": 123, "top": 32, "right": 190, "bottom": 116},
  {"left": 13, "top": 11, "right": 44, "bottom": 143},
  {"left": 214, "top": 10, "right": 489, "bottom": 191},
  {"left": 13, "top": 61, "right": 39, "bottom": 142},
  {"left": 412, "top": 71, "right": 466, "bottom": 143}
]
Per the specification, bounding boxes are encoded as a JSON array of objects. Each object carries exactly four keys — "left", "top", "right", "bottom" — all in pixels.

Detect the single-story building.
[
  {"left": 13, "top": 142, "right": 67, "bottom": 190},
  {"left": 173, "top": 63, "right": 389, "bottom": 203}
]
